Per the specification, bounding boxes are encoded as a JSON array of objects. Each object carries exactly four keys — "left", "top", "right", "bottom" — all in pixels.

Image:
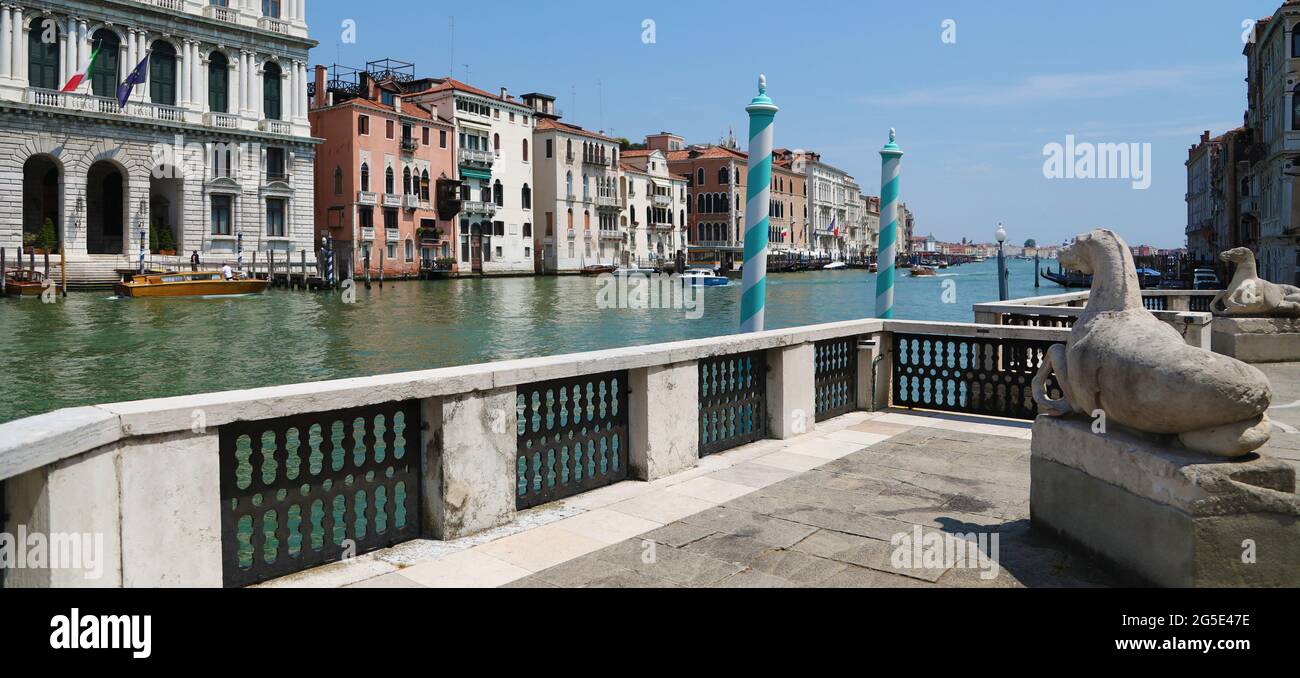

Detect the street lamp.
[{"left": 995, "top": 222, "right": 1009, "bottom": 301}]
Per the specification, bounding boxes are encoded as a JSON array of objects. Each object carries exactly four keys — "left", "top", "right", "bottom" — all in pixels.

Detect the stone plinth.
[
  {"left": 1030, "top": 416, "right": 1300, "bottom": 587},
  {"left": 1211, "top": 317, "right": 1300, "bottom": 363}
]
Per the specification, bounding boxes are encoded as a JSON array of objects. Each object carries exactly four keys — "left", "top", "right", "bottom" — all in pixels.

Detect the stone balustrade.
[
  {"left": 0, "top": 318, "right": 1075, "bottom": 587},
  {"left": 973, "top": 290, "right": 1217, "bottom": 349}
]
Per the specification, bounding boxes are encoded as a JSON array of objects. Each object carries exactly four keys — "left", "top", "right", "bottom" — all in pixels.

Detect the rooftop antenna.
[
  {"left": 464, "top": 64, "right": 471, "bottom": 83},
  {"left": 449, "top": 16, "right": 455, "bottom": 78}
]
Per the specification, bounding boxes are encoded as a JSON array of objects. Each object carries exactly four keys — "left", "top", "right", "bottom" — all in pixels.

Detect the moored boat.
[
  {"left": 580, "top": 264, "right": 617, "bottom": 276},
  {"left": 910, "top": 266, "right": 937, "bottom": 277},
  {"left": 822, "top": 261, "right": 847, "bottom": 270},
  {"left": 3, "top": 268, "right": 47, "bottom": 297},
  {"left": 113, "top": 271, "right": 269, "bottom": 298}
]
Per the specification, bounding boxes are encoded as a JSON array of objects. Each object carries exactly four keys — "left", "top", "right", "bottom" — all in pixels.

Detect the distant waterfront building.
[
  {"left": 309, "top": 61, "right": 456, "bottom": 278},
  {"left": 773, "top": 153, "right": 808, "bottom": 251},
  {"left": 408, "top": 79, "right": 535, "bottom": 275},
  {"left": 620, "top": 149, "right": 688, "bottom": 268},
  {"left": 779, "top": 148, "right": 855, "bottom": 255},
  {"left": 2, "top": 0, "right": 317, "bottom": 284},
  {"left": 1185, "top": 128, "right": 1252, "bottom": 272},
  {"left": 863, "top": 195, "right": 880, "bottom": 258},
  {"left": 1243, "top": 5, "right": 1300, "bottom": 285},
  {"left": 651, "top": 134, "right": 748, "bottom": 270},
  {"left": 525, "top": 95, "right": 622, "bottom": 273}
]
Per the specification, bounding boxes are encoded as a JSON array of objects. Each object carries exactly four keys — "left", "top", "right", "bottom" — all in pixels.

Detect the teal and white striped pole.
[
  {"left": 740, "top": 74, "right": 778, "bottom": 333},
  {"left": 874, "top": 129, "right": 903, "bottom": 318}
]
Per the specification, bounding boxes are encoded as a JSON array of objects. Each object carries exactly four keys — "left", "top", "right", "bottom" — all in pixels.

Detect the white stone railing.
[
  {"left": 0, "top": 318, "right": 1077, "bottom": 586},
  {"left": 259, "top": 119, "right": 293, "bottom": 135},
  {"left": 357, "top": 191, "right": 377, "bottom": 205},
  {"left": 257, "top": 16, "right": 291, "bottom": 35},
  {"left": 204, "top": 111, "right": 239, "bottom": 129},
  {"left": 203, "top": 4, "right": 239, "bottom": 22},
  {"left": 974, "top": 290, "right": 1218, "bottom": 349}
]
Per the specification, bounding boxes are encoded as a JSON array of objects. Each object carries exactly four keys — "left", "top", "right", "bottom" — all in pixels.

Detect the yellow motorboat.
[{"left": 113, "top": 271, "right": 269, "bottom": 298}]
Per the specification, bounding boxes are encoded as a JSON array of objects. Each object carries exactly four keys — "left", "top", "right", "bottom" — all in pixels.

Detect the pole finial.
[
  {"left": 758, "top": 74, "right": 767, "bottom": 95},
  {"left": 889, "top": 128, "right": 896, "bottom": 143}
]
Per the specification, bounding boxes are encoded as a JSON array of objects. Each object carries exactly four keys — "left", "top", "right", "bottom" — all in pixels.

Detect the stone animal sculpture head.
[
  {"left": 1220, "top": 247, "right": 1253, "bottom": 265},
  {"left": 1057, "top": 228, "right": 1130, "bottom": 277}
]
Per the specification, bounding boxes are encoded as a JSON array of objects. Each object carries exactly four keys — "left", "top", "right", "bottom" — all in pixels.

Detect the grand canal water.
[{"left": 0, "top": 258, "right": 1053, "bottom": 423}]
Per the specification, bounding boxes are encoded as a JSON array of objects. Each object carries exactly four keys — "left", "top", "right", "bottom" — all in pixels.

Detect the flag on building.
[
  {"left": 831, "top": 217, "right": 838, "bottom": 238},
  {"left": 60, "top": 43, "right": 102, "bottom": 93},
  {"left": 116, "top": 52, "right": 150, "bottom": 108}
]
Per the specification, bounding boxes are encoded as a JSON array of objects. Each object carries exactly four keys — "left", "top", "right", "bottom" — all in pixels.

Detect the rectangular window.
[
  {"left": 494, "top": 221, "right": 505, "bottom": 237},
  {"left": 440, "top": 130, "right": 448, "bottom": 148},
  {"left": 546, "top": 212, "right": 553, "bottom": 235},
  {"left": 387, "top": 242, "right": 396, "bottom": 259},
  {"left": 386, "top": 120, "right": 395, "bottom": 139},
  {"left": 358, "top": 115, "right": 370, "bottom": 135},
  {"left": 266, "top": 198, "right": 286, "bottom": 237},
  {"left": 359, "top": 206, "right": 374, "bottom": 230},
  {"left": 422, "top": 127, "right": 430, "bottom": 145},
  {"left": 384, "top": 208, "right": 398, "bottom": 234},
  {"left": 546, "top": 139, "right": 553, "bottom": 158},
  {"left": 211, "top": 195, "right": 232, "bottom": 235},
  {"left": 460, "top": 234, "right": 470, "bottom": 262},
  {"left": 522, "top": 222, "right": 532, "bottom": 237},
  {"left": 266, "top": 147, "right": 286, "bottom": 181}
]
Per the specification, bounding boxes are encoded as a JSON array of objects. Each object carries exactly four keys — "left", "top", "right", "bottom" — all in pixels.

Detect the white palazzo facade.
[{"left": 0, "top": 0, "right": 317, "bottom": 281}]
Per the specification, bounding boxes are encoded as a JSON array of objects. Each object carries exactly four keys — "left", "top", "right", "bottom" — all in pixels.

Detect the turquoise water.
[{"left": 0, "top": 258, "right": 1051, "bottom": 423}]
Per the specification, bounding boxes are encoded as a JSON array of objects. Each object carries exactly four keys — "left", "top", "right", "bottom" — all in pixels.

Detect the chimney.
[
  {"left": 360, "top": 71, "right": 376, "bottom": 100},
  {"left": 500, "top": 86, "right": 508, "bottom": 100},
  {"left": 313, "top": 65, "right": 326, "bottom": 109},
  {"left": 394, "top": 94, "right": 402, "bottom": 113}
]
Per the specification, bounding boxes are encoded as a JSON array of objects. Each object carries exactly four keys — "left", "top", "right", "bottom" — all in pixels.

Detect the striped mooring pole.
[
  {"left": 325, "top": 233, "right": 334, "bottom": 284},
  {"left": 739, "top": 74, "right": 778, "bottom": 333},
  {"left": 874, "top": 129, "right": 904, "bottom": 319}
]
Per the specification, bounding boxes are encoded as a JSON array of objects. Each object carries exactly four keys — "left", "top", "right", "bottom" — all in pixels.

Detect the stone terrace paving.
[{"left": 260, "top": 363, "right": 1300, "bottom": 589}]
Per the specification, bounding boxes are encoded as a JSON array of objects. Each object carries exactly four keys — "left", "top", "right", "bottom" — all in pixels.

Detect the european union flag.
[{"left": 116, "top": 52, "right": 150, "bottom": 109}]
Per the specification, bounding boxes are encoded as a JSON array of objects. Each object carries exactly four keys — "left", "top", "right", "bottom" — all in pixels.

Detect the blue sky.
[{"left": 305, "top": 0, "right": 1278, "bottom": 248}]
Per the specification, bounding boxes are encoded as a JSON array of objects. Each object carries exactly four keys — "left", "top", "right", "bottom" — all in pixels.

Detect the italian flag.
[{"left": 60, "top": 44, "right": 101, "bottom": 93}]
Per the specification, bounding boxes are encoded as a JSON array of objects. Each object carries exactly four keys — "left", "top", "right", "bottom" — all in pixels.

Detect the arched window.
[
  {"left": 27, "top": 18, "right": 59, "bottom": 90},
  {"left": 493, "top": 180, "right": 504, "bottom": 207},
  {"left": 521, "top": 183, "right": 531, "bottom": 209},
  {"left": 566, "top": 139, "right": 573, "bottom": 159},
  {"left": 90, "top": 30, "right": 120, "bottom": 98},
  {"left": 384, "top": 166, "right": 394, "bottom": 194},
  {"left": 403, "top": 167, "right": 412, "bottom": 194},
  {"left": 718, "top": 167, "right": 728, "bottom": 185},
  {"left": 522, "top": 139, "right": 529, "bottom": 162},
  {"left": 360, "top": 162, "right": 370, "bottom": 191},
  {"left": 263, "top": 61, "right": 282, "bottom": 120},
  {"left": 697, "top": 168, "right": 705, "bottom": 186},
  {"left": 493, "top": 133, "right": 500, "bottom": 153},
  {"left": 697, "top": 194, "right": 706, "bottom": 213},
  {"left": 565, "top": 171, "right": 573, "bottom": 196},
  {"left": 150, "top": 41, "right": 177, "bottom": 106},
  {"left": 421, "top": 170, "right": 430, "bottom": 201},
  {"left": 333, "top": 166, "right": 343, "bottom": 195},
  {"left": 208, "top": 51, "right": 229, "bottom": 113}
]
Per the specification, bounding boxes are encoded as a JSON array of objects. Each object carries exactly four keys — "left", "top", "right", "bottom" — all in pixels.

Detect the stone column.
[
  {"left": 178, "top": 39, "right": 190, "bottom": 107},
  {"left": 765, "top": 342, "right": 816, "bottom": 439},
  {"left": 282, "top": 59, "right": 293, "bottom": 121},
  {"left": 628, "top": 362, "right": 699, "bottom": 481},
  {"left": 228, "top": 56, "right": 239, "bottom": 114},
  {"left": 197, "top": 52, "right": 207, "bottom": 113},
  {"left": 421, "top": 388, "right": 518, "bottom": 540},
  {"left": 1, "top": 7, "right": 12, "bottom": 80},
  {"left": 13, "top": 6, "right": 22, "bottom": 83},
  {"left": 76, "top": 17, "right": 87, "bottom": 92},
  {"left": 57, "top": 18, "right": 69, "bottom": 85},
  {"left": 137, "top": 31, "right": 148, "bottom": 101},
  {"left": 122, "top": 28, "right": 134, "bottom": 82}
]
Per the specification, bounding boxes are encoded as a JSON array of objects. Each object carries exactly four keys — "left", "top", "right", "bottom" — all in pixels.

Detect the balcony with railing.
[
  {"left": 259, "top": 119, "right": 292, "bottom": 135},
  {"left": 461, "top": 200, "right": 498, "bottom": 216},
  {"left": 357, "top": 191, "right": 377, "bottom": 205},
  {"left": 361, "top": 226, "right": 376, "bottom": 241},
  {"left": 401, "top": 137, "right": 419, "bottom": 154},
  {"left": 204, "top": 111, "right": 239, "bottom": 129},
  {"left": 27, "top": 88, "right": 185, "bottom": 123},
  {"left": 652, "top": 193, "right": 672, "bottom": 207},
  {"left": 583, "top": 154, "right": 611, "bottom": 168},
  {"left": 385, "top": 227, "right": 401, "bottom": 242},
  {"left": 595, "top": 194, "right": 620, "bottom": 210},
  {"left": 258, "top": 16, "right": 292, "bottom": 35},
  {"left": 458, "top": 148, "right": 494, "bottom": 168},
  {"left": 382, "top": 194, "right": 401, "bottom": 208},
  {"left": 403, "top": 194, "right": 420, "bottom": 210},
  {"left": 202, "top": 4, "right": 239, "bottom": 22}
]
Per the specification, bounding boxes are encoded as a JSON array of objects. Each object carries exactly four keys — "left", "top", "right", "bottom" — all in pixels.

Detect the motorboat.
[
  {"left": 113, "top": 271, "right": 269, "bottom": 298},
  {"left": 680, "top": 268, "right": 729, "bottom": 287}
]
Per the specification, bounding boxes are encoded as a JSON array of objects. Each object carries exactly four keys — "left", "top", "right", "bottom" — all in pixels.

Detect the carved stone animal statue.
[
  {"left": 1031, "top": 229, "right": 1272, "bottom": 458},
  {"left": 1211, "top": 247, "right": 1300, "bottom": 317}
]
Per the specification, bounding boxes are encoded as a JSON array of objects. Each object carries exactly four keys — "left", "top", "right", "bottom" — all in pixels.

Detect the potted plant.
[
  {"left": 158, "top": 224, "right": 177, "bottom": 256},
  {"left": 25, "top": 219, "right": 57, "bottom": 255}
]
